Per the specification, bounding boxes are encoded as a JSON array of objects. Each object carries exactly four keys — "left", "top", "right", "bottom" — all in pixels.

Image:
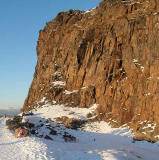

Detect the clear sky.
[{"left": 0, "top": 0, "right": 101, "bottom": 109}]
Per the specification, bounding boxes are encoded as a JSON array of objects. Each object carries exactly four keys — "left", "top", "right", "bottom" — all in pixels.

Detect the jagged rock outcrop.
[{"left": 22, "top": 0, "right": 159, "bottom": 141}]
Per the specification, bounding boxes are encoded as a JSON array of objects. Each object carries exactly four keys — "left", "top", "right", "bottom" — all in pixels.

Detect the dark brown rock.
[
  {"left": 44, "top": 135, "right": 53, "bottom": 140},
  {"left": 49, "top": 129, "right": 57, "bottom": 135},
  {"left": 6, "top": 117, "right": 22, "bottom": 131},
  {"left": 63, "top": 132, "right": 76, "bottom": 142},
  {"left": 133, "top": 132, "right": 157, "bottom": 143},
  {"left": 56, "top": 116, "right": 68, "bottom": 122},
  {"left": 62, "top": 118, "right": 85, "bottom": 129}
]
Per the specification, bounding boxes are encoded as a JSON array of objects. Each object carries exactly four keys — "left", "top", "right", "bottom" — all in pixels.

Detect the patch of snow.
[
  {"left": 152, "top": 123, "right": 157, "bottom": 128},
  {"left": 63, "top": 90, "right": 78, "bottom": 95},
  {"left": 133, "top": 59, "right": 138, "bottom": 63},
  {"left": 145, "top": 93, "right": 151, "bottom": 96},
  {"left": 148, "top": 124, "right": 152, "bottom": 127},
  {"left": 73, "top": 24, "right": 82, "bottom": 28},
  {"left": 143, "top": 125, "right": 149, "bottom": 129},
  {"left": 142, "top": 123, "right": 156, "bottom": 131},
  {"left": 81, "top": 86, "right": 88, "bottom": 90},
  {"left": 84, "top": 7, "right": 96, "bottom": 14},
  {"left": 140, "top": 66, "right": 144, "bottom": 72},
  {"left": 31, "top": 103, "right": 98, "bottom": 121},
  {"left": 109, "top": 86, "right": 113, "bottom": 89},
  {"left": 155, "top": 135, "right": 159, "bottom": 139},
  {"left": 112, "top": 120, "right": 118, "bottom": 123},
  {"left": 147, "top": 77, "right": 152, "bottom": 80},
  {"left": 138, "top": 121, "right": 144, "bottom": 124},
  {"left": 89, "top": 104, "right": 99, "bottom": 111},
  {"left": 52, "top": 101, "right": 56, "bottom": 104},
  {"left": 85, "top": 10, "right": 91, "bottom": 13},
  {"left": 54, "top": 71, "right": 61, "bottom": 77},
  {"left": 148, "top": 130, "right": 154, "bottom": 133},
  {"left": 53, "top": 81, "right": 66, "bottom": 87},
  {"left": 153, "top": 12, "right": 158, "bottom": 15},
  {"left": 40, "top": 97, "right": 46, "bottom": 103},
  {"left": 133, "top": 59, "right": 144, "bottom": 72}
]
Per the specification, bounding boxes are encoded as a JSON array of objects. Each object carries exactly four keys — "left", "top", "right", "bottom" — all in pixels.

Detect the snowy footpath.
[
  {"left": 0, "top": 118, "right": 49, "bottom": 160},
  {"left": 0, "top": 103, "right": 159, "bottom": 160}
]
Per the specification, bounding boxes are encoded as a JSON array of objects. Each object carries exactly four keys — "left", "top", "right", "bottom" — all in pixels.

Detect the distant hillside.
[{"left": 0, "top": 108, "right": 19, "bottom": 115}]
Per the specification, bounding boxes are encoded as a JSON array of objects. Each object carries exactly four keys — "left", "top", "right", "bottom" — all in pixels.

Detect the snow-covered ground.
[{"left": 0, "top": 103, "right": 159, "bottom": 160}]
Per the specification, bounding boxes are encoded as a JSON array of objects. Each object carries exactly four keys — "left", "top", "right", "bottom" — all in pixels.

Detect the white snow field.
[{"left": 0, "top": 103, "right": 159, "bottom": 160}]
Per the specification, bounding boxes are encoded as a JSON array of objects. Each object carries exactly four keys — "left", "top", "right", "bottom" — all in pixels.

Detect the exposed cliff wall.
[{"left": 23, "top": 0, "right": 159, "bottom": 141}]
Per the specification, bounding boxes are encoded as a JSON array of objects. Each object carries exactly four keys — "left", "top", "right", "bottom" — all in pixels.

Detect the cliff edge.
[{"left": 22, "top": 0, "right": 159, "bottom": 141}]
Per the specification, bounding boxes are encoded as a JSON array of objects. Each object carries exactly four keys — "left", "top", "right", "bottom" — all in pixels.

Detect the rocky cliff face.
[{"left": 23, "top": 0, "right": 159, "bottom": 141}]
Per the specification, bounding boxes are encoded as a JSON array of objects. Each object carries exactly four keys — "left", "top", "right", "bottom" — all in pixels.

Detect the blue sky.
[{"left": 0, "top": 0, "right": 101, "bottom": 109}]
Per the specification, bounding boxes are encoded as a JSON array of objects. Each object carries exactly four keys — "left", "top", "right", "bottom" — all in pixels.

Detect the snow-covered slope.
[
  {"left": 0, "top": 103, "right": 159, "bottom": 160},
  {"left": 0, "top": 107, "right": 19, "bottom": 115},
  {"left": 0, "top": 118, "right": 49, "bottom": 160}
]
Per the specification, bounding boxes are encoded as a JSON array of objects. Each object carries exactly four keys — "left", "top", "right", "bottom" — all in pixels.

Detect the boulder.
[
  {"left": 44, "top": 135, "right": 53, "bottom": 140},
  {"left": 49, "top": 129, "right": 57, "bottom": 135},
  {"left": 62, "top": 118, "right": 85, "bottom": 129},
  {"left": 63, "top": 132, "right": 76, "bottom": 142}
]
